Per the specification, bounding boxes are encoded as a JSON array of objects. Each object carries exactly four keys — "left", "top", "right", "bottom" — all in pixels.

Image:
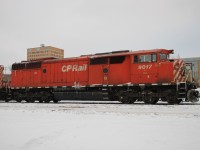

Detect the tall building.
[{"left": 27, "top": 44, "right": 64, "bottom": 61}]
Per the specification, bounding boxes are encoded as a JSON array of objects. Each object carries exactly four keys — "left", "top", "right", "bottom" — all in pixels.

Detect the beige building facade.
[
  {"left": 27, "top": 45, "right": 64, "bottom": 61},
  {"left": 183, "top": 57, "right": 200, "bottom": 87}
]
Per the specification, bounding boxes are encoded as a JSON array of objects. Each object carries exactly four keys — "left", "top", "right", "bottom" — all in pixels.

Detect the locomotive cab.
[{"left": 131, "top": 49, "right": 174, "bottom": 84}]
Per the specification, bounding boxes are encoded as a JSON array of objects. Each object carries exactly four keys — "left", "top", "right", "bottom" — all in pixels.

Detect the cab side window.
[
  {"left": 139, "top": 54, "right": 157, "bottom": 63},
  {"left": 152, "top": 54, "right": 157, "bottom": 62},
  {"left": 134, "top": 55, "right": 138, "bottom": 63}
]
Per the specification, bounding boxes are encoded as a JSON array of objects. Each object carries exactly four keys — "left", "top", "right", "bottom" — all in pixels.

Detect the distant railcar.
[
  {"left": 3, "top": 49, "right": 199, "bottom": 104},
  {"left": 0, "top": 65, "right": 10, "bottom": 100}
]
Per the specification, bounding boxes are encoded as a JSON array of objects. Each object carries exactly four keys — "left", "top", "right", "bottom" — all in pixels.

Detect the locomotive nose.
[{"left": 173, "top": 59, "right": 186, "bottom": 82}]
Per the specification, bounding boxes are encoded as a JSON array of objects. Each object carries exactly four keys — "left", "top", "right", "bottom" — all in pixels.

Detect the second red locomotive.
[{"left": 3, "top": 49, "right": 199, "bottom": 104}]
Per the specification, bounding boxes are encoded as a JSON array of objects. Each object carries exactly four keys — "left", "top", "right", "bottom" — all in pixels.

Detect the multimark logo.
[{"left": 62, "top": 64, "right": 87, "bottom": 72}]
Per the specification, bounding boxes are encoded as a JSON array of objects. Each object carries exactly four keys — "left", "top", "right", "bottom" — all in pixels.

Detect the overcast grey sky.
[{"left": 0, "top": 0, "right": 200, "bottom": 67}]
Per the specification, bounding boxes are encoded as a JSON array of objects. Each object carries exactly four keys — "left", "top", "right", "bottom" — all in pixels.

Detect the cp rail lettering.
[{"left": 62, "top": 64, "right": 87, "bottom": 72}]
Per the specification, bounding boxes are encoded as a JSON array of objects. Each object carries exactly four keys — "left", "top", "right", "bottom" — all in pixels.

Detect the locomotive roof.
[
  {"left": 43, "top": 49, "right": 173, "bottom": 62},
  {"left": 13, "top": 49, "right": 174, "bottom": 65},
  {"left": 132, "top": 49, "right": 173, "bottom": 54},
  {"left": 89, "top": 49, "right": 174, "bottom": 58}
]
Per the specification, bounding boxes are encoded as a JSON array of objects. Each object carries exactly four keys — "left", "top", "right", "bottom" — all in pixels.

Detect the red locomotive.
[{"left": 1, "top": 49, "right": 199, "bottom": 104}]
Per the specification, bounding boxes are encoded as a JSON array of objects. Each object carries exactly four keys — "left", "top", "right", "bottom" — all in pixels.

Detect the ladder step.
[
  {"left": 102, "top": 87, "right": 109, "bottom": 100},
  {"left": 178, "top": 94, "right": 185, "bottom": 96},
  {"left": 102, "top": 93, "right": 108, "bottom": 95}
]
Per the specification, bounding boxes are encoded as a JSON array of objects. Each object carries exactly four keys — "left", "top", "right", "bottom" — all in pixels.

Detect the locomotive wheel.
[
  {"left": 14, "top": 93, "right": 20, "bottom": 103},
  {"left": 16, "top": 96, "right": 22, "bottom": 103},
  {"left": 119, "top": 93, "right": 132, "bottom": 104},
  {"left": 119, "top": 95, "right": 127, "bottom": 104},
  {"left": 26, "top": 93, "right": 35, "bottom": 103},
  {"left": 46, "top": 96, "right": 52, "bottom": 103},
  {"left": 187, "top": 89, "right": 199, "bottom": 102},
  {"left": 44, "top": 100, "right": 50, "bottom": 103},
  {"left": 167, "top": 94, "right": 176, "bottom": 105},
  {"left": 27, "top": 98, "right": 35, "bottom": 103},
  {"left": 16, "top": 99, "right": 22, "bottom": 103},
  {"left": 174, "top": 98, "right": 182, "bottom": 104},
  {"left": 143, "top": 90, "right": 159, "bottom": 104},
  {"left": 143, "top": 96, "right": 158, "bottom": 104},
  {"left": 117, "top": 91, "right": 125, "bottom": 103},
  {"left": 161, "top": 97, "right": 167, "bottom": 102},
  {"left": 31, "top": 100, "right": 35, "bottom": 103},
  {"left": 43, "top": 96, "right": 50, "bottom": 103},
  {"left": 53, "top": 100, "right": 58, "bottom": 103},
  {"left": 130, "top": 98, "right": 137, "bottom": 104},
  {"left": 41, "top": 92, "right": 50, "bottom": 103},
  {"left": 127, "top": 97, "right": 133, "bottom": 104},
  {"left": 26, "top": 97, "right": 35, "bottom": 103},
  {"left": 143, "top": 94, "right": 151, "bottom": 104},
  {"left": 150, "top": 97, "right": 159, "bottom": 104}
]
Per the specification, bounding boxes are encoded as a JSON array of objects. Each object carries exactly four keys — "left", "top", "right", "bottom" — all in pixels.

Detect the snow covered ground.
[{"left": 0, "top": 101, "right": 200, "bottom": 150}]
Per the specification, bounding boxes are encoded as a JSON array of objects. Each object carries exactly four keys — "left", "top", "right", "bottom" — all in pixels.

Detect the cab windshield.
[{"left": 160, "top": 53, "right": 169, "bottom": 60}]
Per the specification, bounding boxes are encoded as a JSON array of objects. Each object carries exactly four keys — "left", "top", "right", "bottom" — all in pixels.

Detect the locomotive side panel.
[
  {"left": 12, "top": 68, "right": 42, "bottom": 88},
  {"left": 88, "top": 55, "right": 131, "bottom": 85},
  {"left": 21, "top": 70, "right": 27, "bottom": 86},
  {"left": 41, "top": 58, "right": 89, "bottom": 87},
  {"left": 157, "top": 61, "right": 173, "bottom": 83},
  {"left": 41, "top": 64, "right": 48, "bottom": 84},
  {"left": 11, "top": 70, "right": 23, "bottom": 87},
  {"left": 61, "top": 58, "right": 89, "bottom": 86},
  {"left": 89, "top": 57, "right": 108, "bottom": 85},
  {"left": 109, "top": 55, "right": 131, "bottom": 85},
  {"left": 11, "top": 62, "right": 42, "bottom": 88},
  {"left": 42, "top": 61, "right": 71, "bottom": 86},
  {"left": 77, "top": 60, "right": 88, "bottom": 85},
  {"left": 28, "top": 69, "right": 41, "bottom": 86}
]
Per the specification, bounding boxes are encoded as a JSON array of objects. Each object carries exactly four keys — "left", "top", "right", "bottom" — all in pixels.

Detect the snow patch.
[{"left": 0, "top": 102, "right": 200, "bottom": 150}]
